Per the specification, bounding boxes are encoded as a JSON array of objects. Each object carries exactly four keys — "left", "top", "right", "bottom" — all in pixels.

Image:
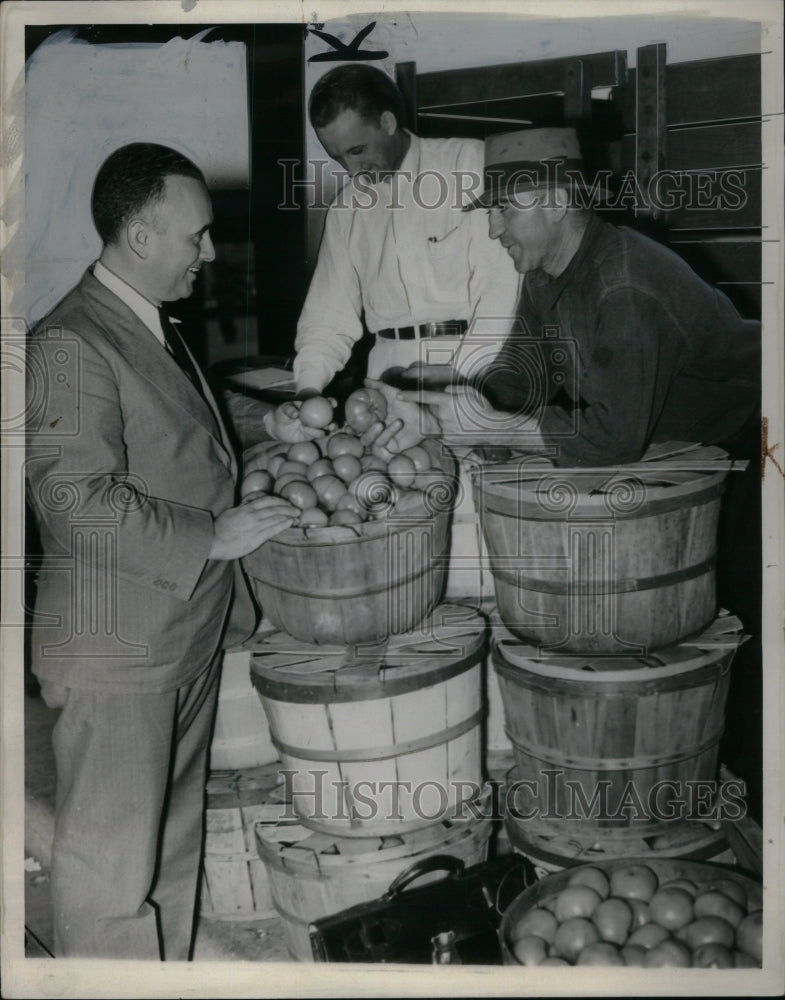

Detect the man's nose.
[
  {"left": 200, "top": 232, "right": 216, "bottom": 263},
  {"left": 488, "top": 209, "right": 505, "bottom": 240}
]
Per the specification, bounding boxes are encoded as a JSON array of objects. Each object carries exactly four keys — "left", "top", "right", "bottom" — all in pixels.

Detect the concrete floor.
[{"left": 23, "top": 688, "right": 292, "bottom": 962}]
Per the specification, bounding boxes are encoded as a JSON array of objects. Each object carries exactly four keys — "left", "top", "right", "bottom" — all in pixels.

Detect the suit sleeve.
[{"left": 26, "top": 331, "right": 215, "bottom": 601}]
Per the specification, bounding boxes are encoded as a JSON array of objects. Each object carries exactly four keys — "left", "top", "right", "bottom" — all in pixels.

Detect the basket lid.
[
  {"left": 249, "top": 603, "right": 488, "bottom": 703},
  {"left": 490, "top": 608, "right": 746, "bottom": 680},
  {"left": 472, "top": 442, "right": 733, "bottom": 518}
]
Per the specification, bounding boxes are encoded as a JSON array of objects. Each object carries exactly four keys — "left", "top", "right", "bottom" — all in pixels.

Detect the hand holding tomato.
[
  {"left": 343, "top": 387, "right": 388, "bottom": 433},
  {"left": 263, "top": 397, "right": 336, "bottom": 442},
  {"left": 361, "top": 378, "right": 441, "bottom": 452}
]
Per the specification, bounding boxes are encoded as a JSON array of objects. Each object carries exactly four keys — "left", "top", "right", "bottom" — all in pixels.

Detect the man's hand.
[
  {"left": 400, "top": 362, "right": 457, "bottom": 388},
  {"left": 393, "top": 384, "right": 496, "bottom": 438},
  {"left": 396, "top": 385, "right": 546, "bottom": 448},
  {"left": 209, "top": 494, "right": 298, "bottom": 560},
  {"left": 263, "top": 400, "right": 333, "bottom": 443},
  {"left": 360, "top": 378, "right": 442, "bottom": 455}
]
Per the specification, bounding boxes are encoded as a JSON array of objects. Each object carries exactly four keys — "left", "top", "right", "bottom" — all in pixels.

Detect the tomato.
[
  {"left": 553, "top": 917, "right": 600, "bottom": 963},
  {"left": 343, "top": 387, "right": 388, "bottom": 433},
  {"left": 400, "top": 443, "right": 432, "bottom": 472},
  {"left": 659, "top": 878, "right": 698, "bottom": 899},
  {"left": 267, "top": 454, "right": 286, "bottom": 479},
  {"left": 576, "top": 941, "right": 625, "bottom": 966},
  {"left": 299, "top": 396, "right": 334, "bottom": 428},
  {"left": 287, "top": 440, "right": 321, "bottom": 465},
  {"left": 554, "top": 886, "right": 603, "bottom": 922},
  {"left": 736, "top": 910, "right": 763, "bottom": 963},
  {"left": 648, "top": 887, "right": 695, "bottom": 932},
  {"left": 627, "top": 922, "right": 670, "bottom": 950},
  {"left": 692, "top": 943, "right": 735, "bottom": 968},
  {"left": 679, "top": 916, "right": 736, "bottom": 951},
  {"left": 509, "top": 907, "right": 558, "bottom": 946},
  {"left": 350, "top": 471, "right": 396, "bottom": 512},
  {"left": 627, "top": 898, "right": 651, "bottom": 929},
  {"left": 298, "top": 506, "right": 329, "bottom": 527},
  {"left": 734, "top": 950, "right": 760, "bottom": 968},
  {"left": 540, "top": 957, "right": 569, "bottom": 966},
  {"left": 609, "top": 864, "right": 659, "bottom": 903},
  {"left": 387, "top": 454, "right": 417, "bottom": 488},
  {"left": 241, "top": 469, "right": 274, "bottom": 497},
  {"left": 511, "top": 934, "right": 548, "bottom": 966},
  {"left": 326, "top": 432, "right": 364, "bottom": 460},
  {"left": 335, "top": 493, "right": 364, "bottom": 516},
  {"left": 643, "top": 939, "right": 692, "bottom": 968},
  {"left": 592, "top": 897, "right": 634, "bottom": 945},
  {"left": 567, "top": 866, "right": 611, "bottom": 901},
  {"left": 621, "top": 943, "right": 647, "bottom": 967},
  {"left": 331, "top": 453, "right": 363, "bottom": 484},
  {"left": 702, "top": 879, "right": 748, "bottom": 910},
  {"left": 277, "top": 459, "right": 309, "bottom": 479},
  {"left": 305, "top": 458, "right": 334, "bottom": 482},
  {"left": 311, "top": 474, "right": 348, "bottom": 511},
  {"left": 329, "top": 509, "right": 363, "bottom": 526},
  {"left": 279, "top": 480, "right": 318, "bottom": 510},
  {"left": 274, "top": 472, "right": 308, "bottom": 495},
  {"left": 693, "top": 890, "right": 745, "bottom": 928}
]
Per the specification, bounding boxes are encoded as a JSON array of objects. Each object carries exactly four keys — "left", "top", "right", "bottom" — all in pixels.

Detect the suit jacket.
[{"left": 26, "top": 267, "right": 256, "bottom": 693}]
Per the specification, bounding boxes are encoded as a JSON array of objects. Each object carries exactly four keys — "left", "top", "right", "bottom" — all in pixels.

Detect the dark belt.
[{"left": 376, "top": 320, "right": 468, "bottom": 340}]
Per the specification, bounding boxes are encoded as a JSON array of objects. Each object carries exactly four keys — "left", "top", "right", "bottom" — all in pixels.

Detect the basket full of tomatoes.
[
  {"left": 499, "top": 857, "right": 762, "bottom": 969},
  {"left": 240, "top": 390, "right": 459, "bottom": 645}
]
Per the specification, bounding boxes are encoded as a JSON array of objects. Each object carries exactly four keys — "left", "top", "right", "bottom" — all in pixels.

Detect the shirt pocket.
[{"left": 418, "top": 225, "right": 472, "bottom": 306}]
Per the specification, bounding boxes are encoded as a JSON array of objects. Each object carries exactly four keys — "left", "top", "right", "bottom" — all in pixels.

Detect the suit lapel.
[{"left": 80, "top": 271, "right": 236, "bottom": 475}]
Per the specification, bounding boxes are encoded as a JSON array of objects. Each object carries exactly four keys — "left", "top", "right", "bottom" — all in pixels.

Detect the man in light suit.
[{"left": 25, "top": 143, "right": 297, "bottom": 959}]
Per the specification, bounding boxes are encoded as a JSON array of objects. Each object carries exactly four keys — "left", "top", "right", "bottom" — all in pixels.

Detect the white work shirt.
[{"left": 293, "top": 133, "right": 520, "bottom": 393}]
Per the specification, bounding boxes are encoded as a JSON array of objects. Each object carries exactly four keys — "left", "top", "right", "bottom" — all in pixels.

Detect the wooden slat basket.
[
  {"left": 472, "top": 443, "right": 733, "bottom": 653},
  {"left": 491, "top": 610, "right": 746, "bottom": 848},
  {"left": 242, "top": 441, "right": 455, "bottom": 645},
  {"left": 256, "top": 796, "right": 493, "bottom": 961},
  {"left": 249, "top": 604, "right": 488, "bottom": 838}
]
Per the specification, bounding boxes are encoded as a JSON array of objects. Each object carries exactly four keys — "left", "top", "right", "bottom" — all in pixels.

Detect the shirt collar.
[
  {"left": 93, "top": 260, "right": 165, "bottom": 344},
  {"left": 530, "top": 212, "right": 605, "bottom": 309},
  {"left": 396, "top": 129, "right": 419, "bottom": 176}
]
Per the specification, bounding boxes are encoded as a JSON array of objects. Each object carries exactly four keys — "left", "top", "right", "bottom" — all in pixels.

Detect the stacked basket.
[
  {"left": 470, "top": 442, "right": 749, "bottom": 873},
  {"left": 217, "top": 440, "right": 497, "bottom": 961}
]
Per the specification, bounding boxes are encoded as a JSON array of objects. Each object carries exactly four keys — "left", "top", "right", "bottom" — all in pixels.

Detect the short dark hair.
[
  {"left": 309, "top": 64, "right": 407, "bottom": 131},
  {"left": 91, "top": 143, "right": 206, "bottom": 246}
]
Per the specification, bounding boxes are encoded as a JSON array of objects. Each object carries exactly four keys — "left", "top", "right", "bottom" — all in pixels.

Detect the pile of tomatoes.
[
  {"left": 241, "top": 390, "right": 453, "bottom": 529},
  {"left": 506, "top": 862, "right": 763, "bottom": 968}
]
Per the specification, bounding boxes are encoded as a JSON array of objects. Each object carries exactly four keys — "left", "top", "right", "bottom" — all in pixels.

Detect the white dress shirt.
[
  {"left": 93, "top": 259, "right": 167, "bottom": 346},
  {"left": 293, "top": 133, "right": 520, "bottom": 393}
]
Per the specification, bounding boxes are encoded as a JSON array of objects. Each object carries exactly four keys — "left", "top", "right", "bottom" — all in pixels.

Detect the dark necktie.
[{"left": 159, "top": 307, "right": 208, "bottom": 402}]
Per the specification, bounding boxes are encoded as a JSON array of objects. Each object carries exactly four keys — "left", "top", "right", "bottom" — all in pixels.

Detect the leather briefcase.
[{"left": 308, "top": 852, "right": 537, "bottom": 964}]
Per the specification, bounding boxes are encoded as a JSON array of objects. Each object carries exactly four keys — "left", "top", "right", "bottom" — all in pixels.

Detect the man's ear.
[
  {"left": 126, "top": 219, "right": 149, "bottom": 260},
  {"left": 379, "top": 109, "right": 398, "bottom": 136}
]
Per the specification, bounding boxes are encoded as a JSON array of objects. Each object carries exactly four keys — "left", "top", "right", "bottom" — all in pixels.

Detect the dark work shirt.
[{"left": 482, "top": 214, "right": 760, "bottom": 466}]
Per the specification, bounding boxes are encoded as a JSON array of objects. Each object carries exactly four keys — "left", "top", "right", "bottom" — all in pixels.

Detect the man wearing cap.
[
  {"left": 389, "top": 126, "right": 762, "bottom": 817},
  {"left": 266, "top": 64, "right": 520, "bottom": 441},
  {"left": 398, "top": 126, "right": 760, "bottom": 470}
]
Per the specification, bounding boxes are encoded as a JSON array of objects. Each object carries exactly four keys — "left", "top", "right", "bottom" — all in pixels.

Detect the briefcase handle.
[{"left": 383, "top": 854, "right": 465, "bottom": 901}]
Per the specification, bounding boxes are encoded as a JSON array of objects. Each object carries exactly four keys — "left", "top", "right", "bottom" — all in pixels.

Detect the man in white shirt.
[
  {"left": 290, "top": 64, "right": 519, "bottom": 404},
  {"left": 25, "top": 143, "right": 297, "bottom": 958}
]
